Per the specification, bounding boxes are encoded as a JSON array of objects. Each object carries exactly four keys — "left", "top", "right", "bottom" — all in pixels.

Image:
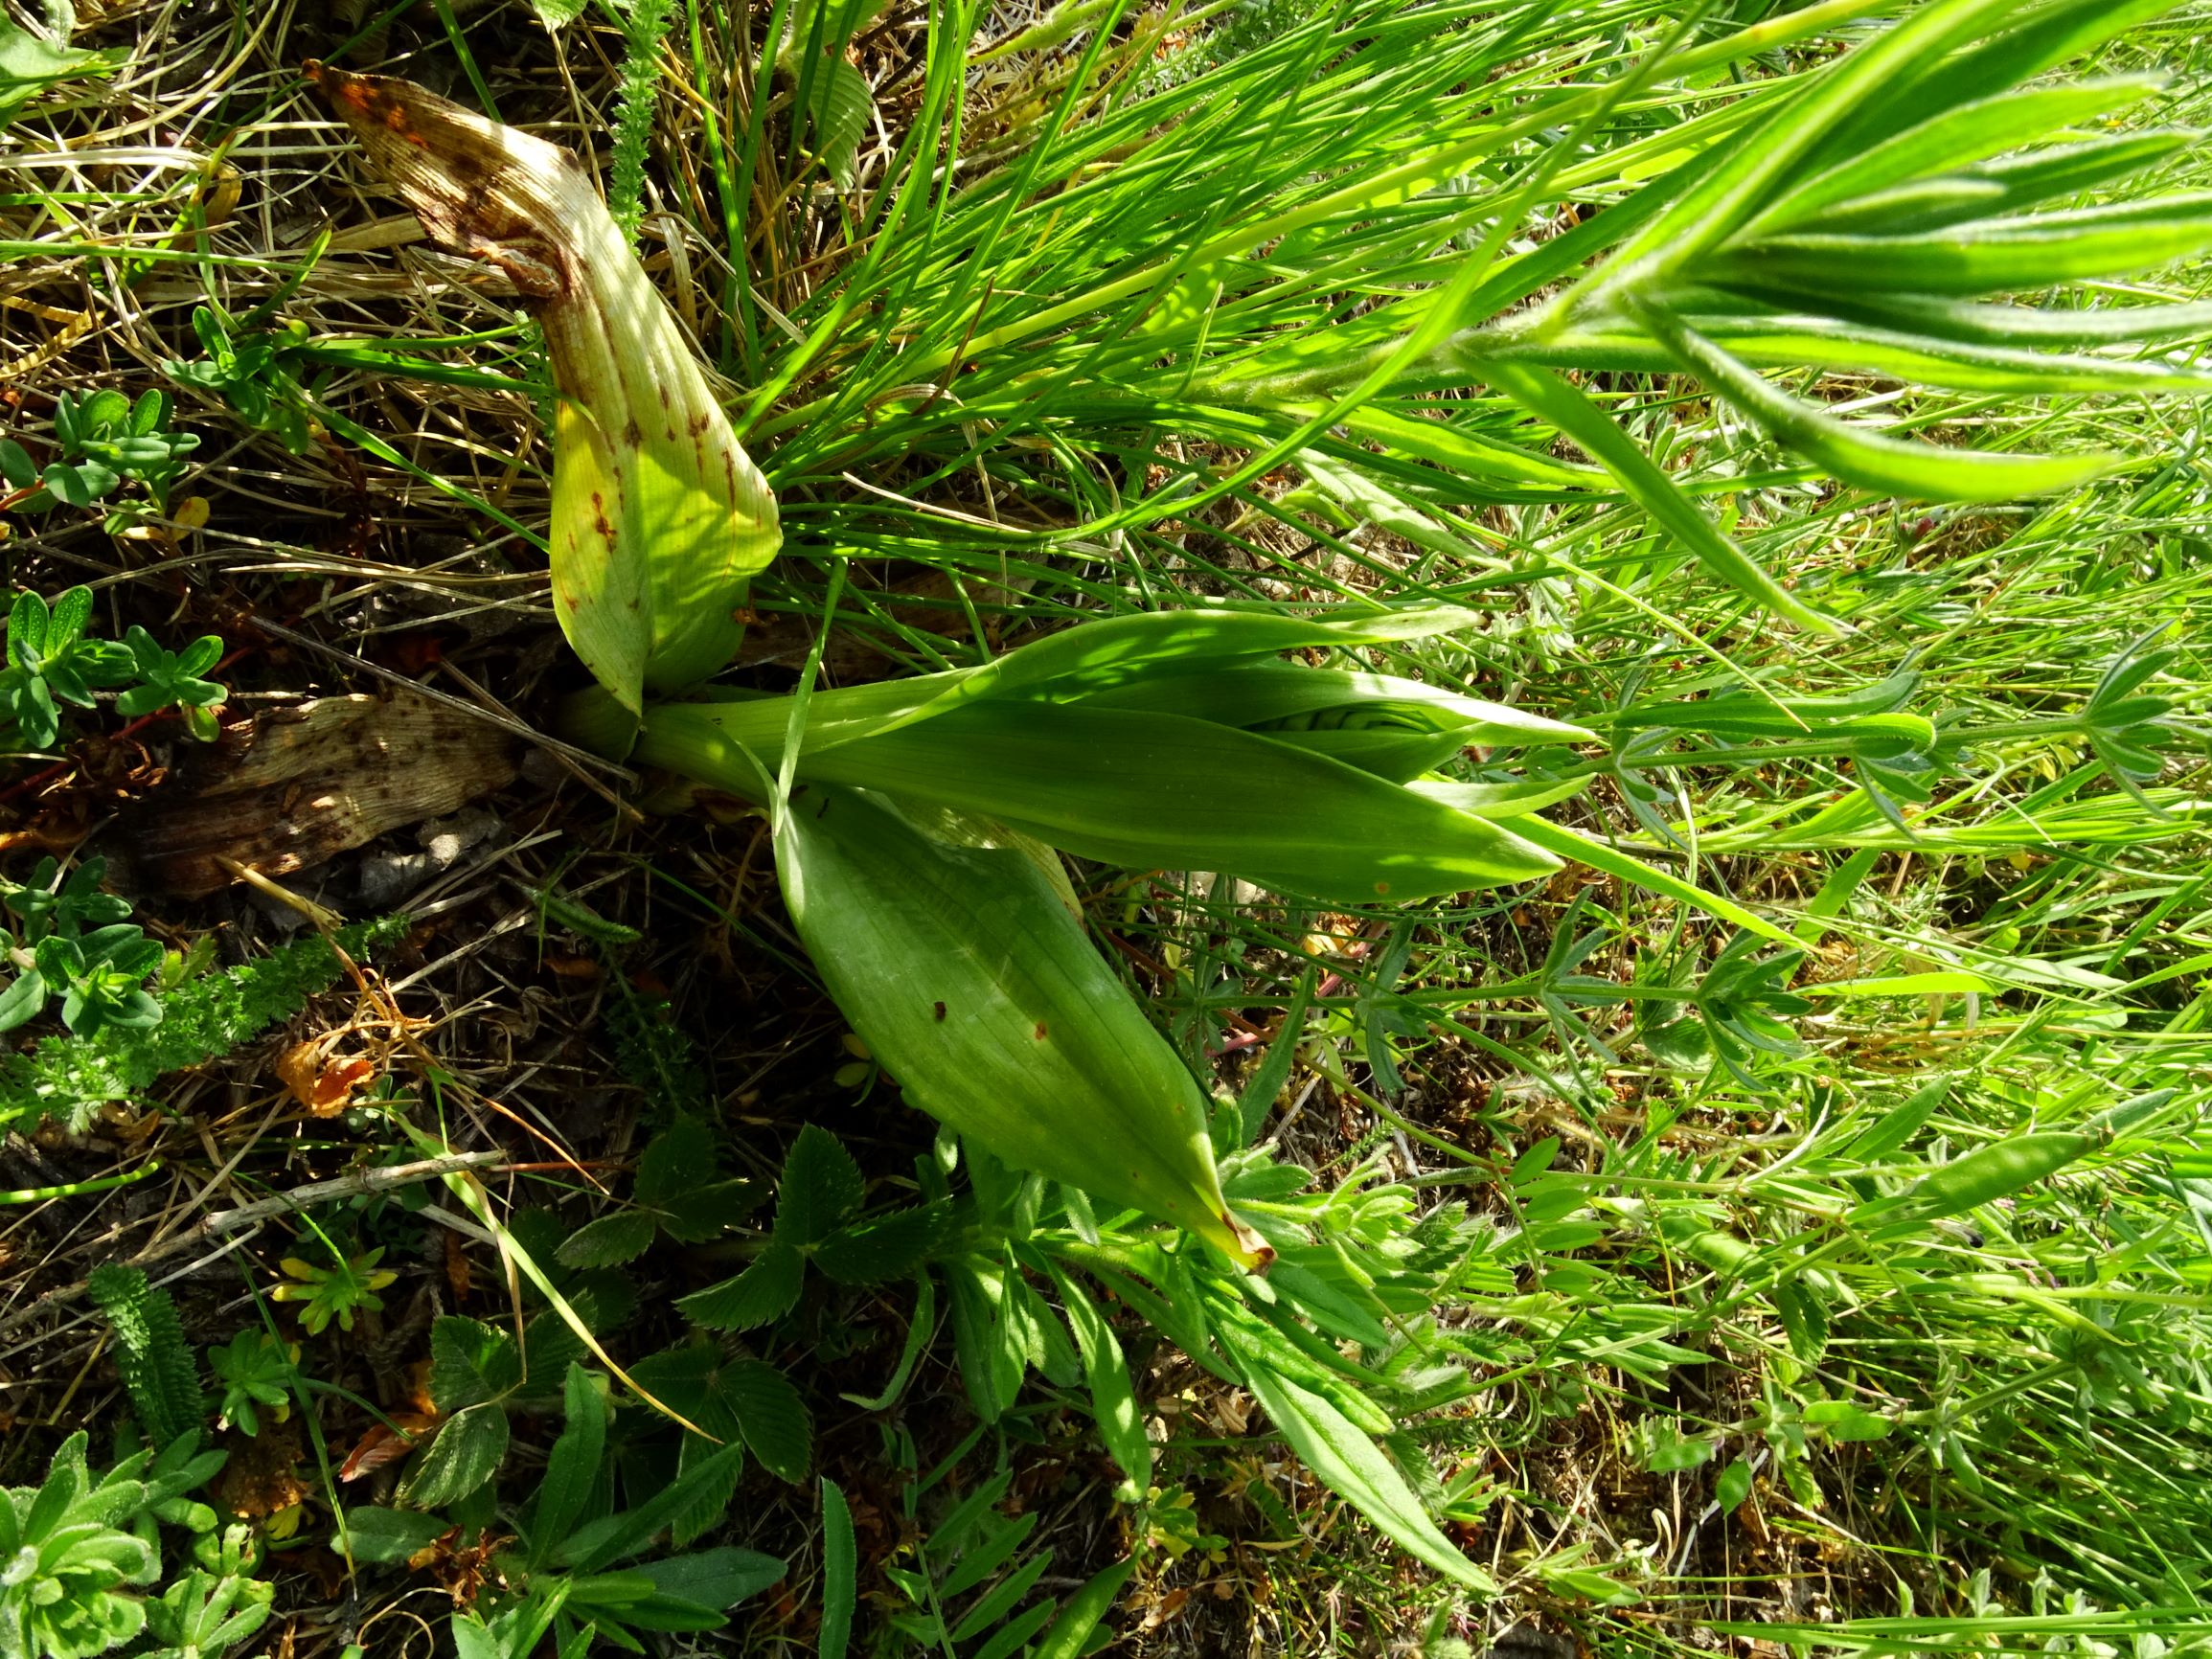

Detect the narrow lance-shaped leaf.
[
  {"left": 309, "top": 64, "right": 780, "bottom": 715},
  {"left": 646, "top": 699, "right": 1561, "bottom": 905},
  {"left": 1710, "top": 194, "right": 2212, "bottom": 301},
  {"left": 1810, "top": 0, "right": 2183, "bottom": 177},
  {"left": 1642, "top": 305, "right": 2117, "bottom": 503},
  {"left": 1778, "top": 291, "right": 2212, "bottom": 350},
  {"left": 1476, "top": 358, "right": 1841, "bottom": 634},
  {"left": 1527, "top": 312, "right": 2212, "bottom": 398},
  {"left": 1232, "top": 1338, "right": 1496, "bottom": 1595},
  {"left": 1744, "top": 76, "right": 2169, "bottom": 238},
  {"left": 1566, "top": 0, "right": 2027, "bottom": 310},
  {"left": 1857, "top": 131, "right": 2199, "bottom": 234}
]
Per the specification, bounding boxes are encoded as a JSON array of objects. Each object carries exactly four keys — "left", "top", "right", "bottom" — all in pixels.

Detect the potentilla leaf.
[{"left": 309, "top": 65, "right": 780, "bottom": 713}]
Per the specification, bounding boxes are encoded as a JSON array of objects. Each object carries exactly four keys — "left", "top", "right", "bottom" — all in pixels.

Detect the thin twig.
[
  {"left": 0, "top": 1153, "right": 508, "bottom": 1342},
  {"left": 184, "top": 1151, "right": 508, "bottom": 1241}
]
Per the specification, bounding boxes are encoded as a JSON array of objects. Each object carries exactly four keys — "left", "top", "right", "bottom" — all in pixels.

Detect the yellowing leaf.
[{"left": 309, "top": 64, "right": 780, "bottom": 714}]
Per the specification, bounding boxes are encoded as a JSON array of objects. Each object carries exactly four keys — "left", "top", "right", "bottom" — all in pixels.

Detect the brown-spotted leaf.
[{"left": 308, "top": 63, "right": 780, "bottom": 712}]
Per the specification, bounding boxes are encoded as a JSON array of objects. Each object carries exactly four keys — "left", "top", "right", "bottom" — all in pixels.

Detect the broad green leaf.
[
  {"left": 1082, "top": 665, "right": 1594, "bottom": 748},
  {"left": 633, "top": 1546, "right": 787, "bottom": 1619},
  {"left": 811, "top": 57, "right": 872, "bottom": 187},
  {"left": 0, "top": 19, "right": 121, "bottom": 127},
  {"left": 1715, "top": 1459, "right": 1755, "bottom": 1511},
  {"left": 656, "top": 602, "right": 1500, "bottom": 759},
  {"left": 1642, "top": 1420, "right": 1720, "bottom": 1474},
  {"left": 774, "top": 703, "right": 1559, "bottom": 904},
  {"left": 397, "top": 1401, "right": 510, "bottom": 1510},
  {"left": 679, "top": 1242, "right": 806, "bottom": 1330},
  {"left": 971, "top": 605, "right": 1489, "bottom": 702},
  {"left": 1801, "top": 1400, "right": 1893, "bottom": 1443},
  {"left": 1649, "top": 307, "right": 2116, "bottom": 501},
  {"left": 776, "top": 786, "right": 1265, "bottom": 1264},
  {"left": 1476, "top": 359, "right": 1839, "bottom": 634},
  {"left": 1235, "top": 1352, "right": 1495, "bottom": 1593},
  {"left": 339, "top": 1505, "right": 453, "bottom": 1564},
  {"left": 47, "top": 585, "right": 91, "bottom": 647},
  {"left": 722, "top": 1359, "right": 811, "bottom": 1484},
  {"left": 1027, "top": 1560, "right": 1134, "bottom": 1659}
]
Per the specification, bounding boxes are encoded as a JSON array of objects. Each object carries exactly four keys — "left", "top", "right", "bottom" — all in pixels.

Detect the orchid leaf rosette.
[{"left": 562, "top": 603, "right": 1605, "bottom": 1270}]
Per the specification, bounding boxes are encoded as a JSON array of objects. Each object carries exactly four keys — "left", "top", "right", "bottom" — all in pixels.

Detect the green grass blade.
[
  {"left": 1649, "top": 307, "right": 2120, "bottom": 501},
  {"left": 1476, "top": 359, "right": 1842, "bottom": 633},
  {"left": 1715, "top": 196, "right": 2212, "bottom": 297}
]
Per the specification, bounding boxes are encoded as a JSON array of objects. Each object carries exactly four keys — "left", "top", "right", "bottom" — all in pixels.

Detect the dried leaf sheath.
[{"left": 308, "top": 64, "right": 780, "bottom": 713}]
